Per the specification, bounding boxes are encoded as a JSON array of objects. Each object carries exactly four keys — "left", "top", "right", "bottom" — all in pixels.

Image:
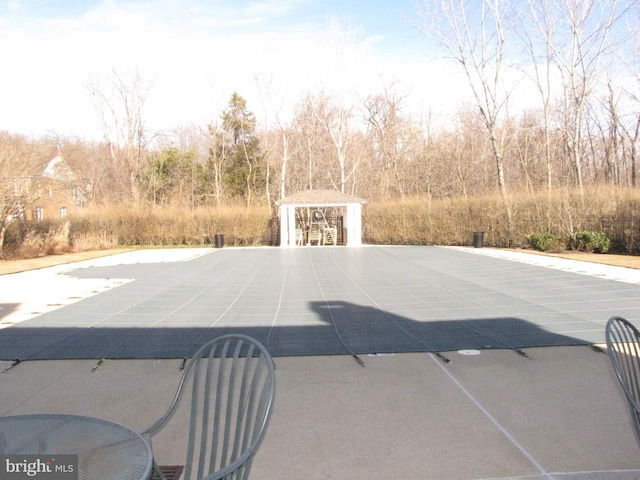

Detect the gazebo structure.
[{"left": 275, "top": 189, "right": 366, "bottom": 247}]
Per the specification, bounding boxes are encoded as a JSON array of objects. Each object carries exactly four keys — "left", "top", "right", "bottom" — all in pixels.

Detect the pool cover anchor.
[
  {"left": 2, "top": 358, "right": 20, "bottom": 373},
  {"left": 352, "top": 354, "right": 365, "bottom": 367},
  {"left": 434, "top": 351, "right": 450, "bottom": 363},
  {"left": 92, "top": 358, "right": 105, "bottom": 372}
]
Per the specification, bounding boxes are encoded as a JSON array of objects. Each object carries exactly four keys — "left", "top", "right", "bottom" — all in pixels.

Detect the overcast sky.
[{"left": 0, "top": 0, "right": 472, "bottom": 140}]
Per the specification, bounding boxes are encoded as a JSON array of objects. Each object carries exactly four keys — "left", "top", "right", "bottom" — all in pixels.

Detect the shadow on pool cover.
[{"left": 0, "top": 300, "right": 590, "bottom": 362}]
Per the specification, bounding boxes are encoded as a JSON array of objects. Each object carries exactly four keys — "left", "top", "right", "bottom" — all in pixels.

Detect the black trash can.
[
  {"left": 214, "top": 234, "right": 224, "bottom": 248},
  {"left": 473, "top": 231, "right": 484, "bottom": 248}
]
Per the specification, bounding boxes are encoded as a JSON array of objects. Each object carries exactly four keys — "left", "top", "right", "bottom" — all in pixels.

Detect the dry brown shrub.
[
  {"left": 67, "top": 203, "right": 273, "bottom": 248},
  {"left": 71, "top": 231, "right": 119, "bottom": 251},
  {"left": 363, "top": 187, "right": 640, "bottom": 251},
  {"left": 7, "top": 221, "right": 72, "bottom": 259},
  {"left": 6, "top": 186, "right": 640, "bottom": 258}
]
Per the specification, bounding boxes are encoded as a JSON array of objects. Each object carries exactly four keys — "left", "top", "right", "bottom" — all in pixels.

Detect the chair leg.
[
  {"left": 151, "top": 461, "right": 168, "bottom": 480},
  {"left": 630, "top": 402, "right": 640, "bottom": 446}
]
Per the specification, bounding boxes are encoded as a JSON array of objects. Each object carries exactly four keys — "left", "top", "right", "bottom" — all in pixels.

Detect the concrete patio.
[{"left": 2, "top": 246, "right": 640, "bottom": 479}]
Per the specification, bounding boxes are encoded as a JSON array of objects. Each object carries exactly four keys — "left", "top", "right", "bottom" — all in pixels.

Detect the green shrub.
[
  {"left": 526, "top": 233, "right": 565, "bottom": 252},
  {"left": 565, "top": 231, "right": 610, "bottom": 253}
]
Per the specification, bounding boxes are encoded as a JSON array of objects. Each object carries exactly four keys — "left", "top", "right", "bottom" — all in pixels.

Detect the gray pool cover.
[{"left": 2, "top": 246, "right": 639, "bottom": 361}]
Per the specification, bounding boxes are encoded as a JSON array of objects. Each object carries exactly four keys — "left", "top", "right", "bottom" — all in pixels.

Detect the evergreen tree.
[{"left": 221, "top": 93, "right": 266, "bottom": 206}]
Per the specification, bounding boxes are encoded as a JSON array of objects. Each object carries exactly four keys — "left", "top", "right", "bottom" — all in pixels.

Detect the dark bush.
[
  {"left": 526, "top": 233, "right": 565, "bottom": 252},
  {"left": 565, "top": 231, "right": 610, "bottom": 253}
]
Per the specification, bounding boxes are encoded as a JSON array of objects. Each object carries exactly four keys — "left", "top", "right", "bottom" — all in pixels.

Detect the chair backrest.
[
  {"left": 151, "top": 334, "right": 276, "bottom": 480},
  {"left": 605, "top": 316, "right": 640, "bottom": 439}
]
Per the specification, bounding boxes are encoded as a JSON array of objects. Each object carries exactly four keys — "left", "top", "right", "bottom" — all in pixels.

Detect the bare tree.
[
  {"left": 363, "top": 85, "right": 412, "bottom": 198},
  {"left": 291, "top": 94, "right": 326, "bottom": 191},
  {"left": 587, "top": 77, "right": 640, "bottom": 187},
  {"left": 86, "top": 66, "right": 154, "bottom": 205},
  {"left": 521, "top": 0, "right": 558, "bottom": 195},
  {"left": 616, "top": 10, "right": 640, "bottom": 187},
  {"left": 417, "top": 0, "right": 518, "bottom": 223},
  {"left": 616, "top": 99, "right": 640, "bottom": 187},
  {"left": 0, "top": 133, "right": 55, "bottom": 255},
  {"left": 525, "top": 0, "right": 634, "bottom": 198},
  {"left": 206, "top": 122, "right": 232, "bottom": 207},
  {"left": 254, "top": 73, "right": 298, "bottom": 202},
  {"left": 57, "top": 139, "right": 109, "bottom": 207},
  {"left": 310, "top": 90, "right": 357, "bottom": 193}
]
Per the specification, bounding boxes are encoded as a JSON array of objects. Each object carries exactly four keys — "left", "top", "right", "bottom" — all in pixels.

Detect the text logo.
[{"left": 0, "top": 456, "right": 78, "bottom": 480}]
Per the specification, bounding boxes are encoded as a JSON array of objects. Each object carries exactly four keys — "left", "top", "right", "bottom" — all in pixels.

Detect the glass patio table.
[{"left": 0, "top": 413, "right": 153, "bottom": 480}]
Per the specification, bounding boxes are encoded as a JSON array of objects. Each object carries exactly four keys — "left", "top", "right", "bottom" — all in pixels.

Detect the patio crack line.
[{"left": 430, "top": 352, "right": 552, "bottom": 480}]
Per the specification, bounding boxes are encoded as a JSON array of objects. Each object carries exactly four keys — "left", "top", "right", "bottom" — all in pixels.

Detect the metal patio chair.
[
  {"left": 323, "top": 227, "right": 337, "bottom": 246},
  {"left": 605, "top": 316, "right": 640, "bottom": 442},
  {"left": 307, "top": 229, "right": 323, "bottom": 245},
  {"left": 142, "top": 334, "right": 276, "bottom": 480}
]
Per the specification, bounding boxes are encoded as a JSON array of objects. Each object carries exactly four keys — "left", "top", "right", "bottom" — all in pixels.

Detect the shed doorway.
[{"left": 275, "top": 190, "right": 366, "bottom": 248}]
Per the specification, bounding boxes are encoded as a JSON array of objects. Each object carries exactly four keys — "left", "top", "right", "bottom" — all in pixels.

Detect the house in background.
[{"left": 30, "top": 155, "right": 88, "bottom": 221}]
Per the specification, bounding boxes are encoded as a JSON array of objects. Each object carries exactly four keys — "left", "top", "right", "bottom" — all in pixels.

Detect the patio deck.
[{"left": 1, "top": 246, "right": 640, "bottom": 479}]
